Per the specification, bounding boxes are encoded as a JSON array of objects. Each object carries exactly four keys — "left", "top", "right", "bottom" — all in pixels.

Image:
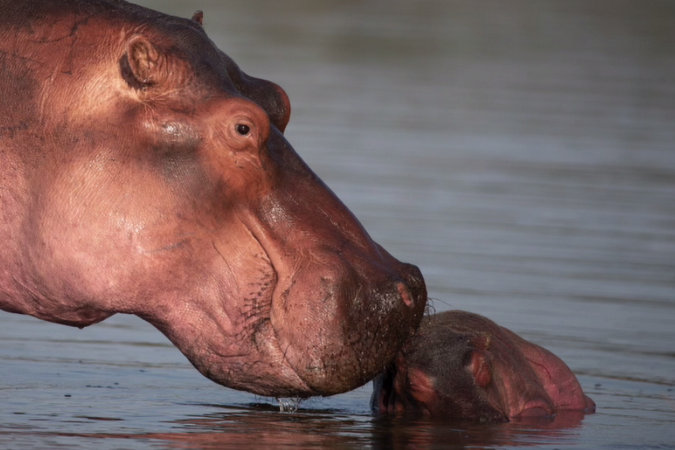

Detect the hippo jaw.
[{"left": 143, "top": 203, "right": 426, "bottom": 397}]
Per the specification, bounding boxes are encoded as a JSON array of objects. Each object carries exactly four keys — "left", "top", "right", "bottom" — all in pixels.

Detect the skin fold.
[
  {"left": 372, "top": 311, "right": 595, "bottom": 421},
  {"left": 0, "top": 0, "right": 426, "bottom": 397}
]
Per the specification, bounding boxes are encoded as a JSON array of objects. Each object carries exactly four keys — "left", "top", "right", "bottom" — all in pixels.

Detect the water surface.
[{"left": 2, "top": 0, "right": 674, "bottom": 448}]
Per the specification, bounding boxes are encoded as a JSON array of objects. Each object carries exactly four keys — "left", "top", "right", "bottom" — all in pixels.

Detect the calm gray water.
[{"left": 2, "top": 0, "right": 674, "bottom": 448}]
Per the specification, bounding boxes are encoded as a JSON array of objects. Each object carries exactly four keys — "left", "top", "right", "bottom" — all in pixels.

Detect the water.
[{"left": 2, "top": 0, "right": 674, "bottom": 448}]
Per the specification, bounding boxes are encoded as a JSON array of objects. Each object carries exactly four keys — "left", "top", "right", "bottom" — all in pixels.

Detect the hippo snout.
[{"left": 267, "top": 253, "right": 427, "bottom": 396}]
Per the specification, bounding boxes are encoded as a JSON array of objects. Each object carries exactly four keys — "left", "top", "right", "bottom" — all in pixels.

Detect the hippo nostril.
[
  {"left": 398, "top": 263, "right": 426, "bottom": 309},
  {"left": 396, "top": 281, "right": 414, "bottom": 308}
]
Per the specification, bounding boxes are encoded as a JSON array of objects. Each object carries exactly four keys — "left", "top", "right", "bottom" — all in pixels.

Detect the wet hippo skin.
[
  {"left": 0, "top": 0, "right": 426, "bottom": 397},
  {"left": 372, "top": 311, "right": 595, "bottom": 421}
]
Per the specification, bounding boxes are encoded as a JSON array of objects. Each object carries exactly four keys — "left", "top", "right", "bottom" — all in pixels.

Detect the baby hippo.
[{"left": 372, "top": 311, "right": 595, "bottom": 422}]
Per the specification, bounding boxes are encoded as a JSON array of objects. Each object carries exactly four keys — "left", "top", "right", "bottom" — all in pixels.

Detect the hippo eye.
[{"left": 236, "top": 123, "right": 250, "bottom": 136}]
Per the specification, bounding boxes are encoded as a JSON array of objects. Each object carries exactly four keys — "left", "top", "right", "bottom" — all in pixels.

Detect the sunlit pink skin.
[
  {"left": 0, "top": 0, "right": 426, "bottom": 397},
  {"left": 372, "top": 311, "right": 595, "bottom": 421}
]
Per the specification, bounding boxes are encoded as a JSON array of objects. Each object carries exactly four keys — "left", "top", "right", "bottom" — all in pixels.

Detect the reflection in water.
[
  {"left": 43, "top": 403, "right": 589, "bottom": 449},
  {"left": 371, "top": 413, "right": 586, "bottom": 449}
]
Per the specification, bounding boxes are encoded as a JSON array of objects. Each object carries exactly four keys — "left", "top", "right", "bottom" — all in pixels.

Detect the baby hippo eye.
[{"left": 236, "top": 123, "right": 250, "bottom": 136}]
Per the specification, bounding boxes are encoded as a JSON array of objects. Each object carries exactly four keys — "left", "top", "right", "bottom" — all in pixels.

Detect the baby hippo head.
[{"left": 372, "top": 311, "right": 596, "bottom": 422}]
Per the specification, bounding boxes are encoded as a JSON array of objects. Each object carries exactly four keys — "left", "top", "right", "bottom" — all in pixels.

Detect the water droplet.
[{"left": 276, "top": 397, "right": 302, "bottom": 413}]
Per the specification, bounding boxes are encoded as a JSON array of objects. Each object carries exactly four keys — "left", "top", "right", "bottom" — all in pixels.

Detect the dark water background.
[{"left": 2, "top": 0, "right": 674, "bottom": 448}]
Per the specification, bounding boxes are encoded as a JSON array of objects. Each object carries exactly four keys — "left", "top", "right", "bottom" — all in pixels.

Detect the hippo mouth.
[
  {"left": 267, "top": 285, "right": 410, "bottom": 397},
  {"left": 140, "top": 161, "right": 425, "bottom": 398}
]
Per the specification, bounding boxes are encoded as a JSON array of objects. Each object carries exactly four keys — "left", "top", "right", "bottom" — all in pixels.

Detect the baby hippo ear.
[
  {"left": 466, "top": 333, "right": 492, "bottom": 387},
  {"left": 467, "top": 351, "right": 491, "bottom": 388},
  {"left": 121, "top": 36, "right": 166, "bottom": 88}
]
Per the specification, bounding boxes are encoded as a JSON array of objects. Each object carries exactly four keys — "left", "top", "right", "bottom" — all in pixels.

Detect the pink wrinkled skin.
[
  {"left": 372, "top": 311, "right": 595, "bottom": 421},
  {"left": 0, "top": 0, "right": 426, "bottom": 397}
]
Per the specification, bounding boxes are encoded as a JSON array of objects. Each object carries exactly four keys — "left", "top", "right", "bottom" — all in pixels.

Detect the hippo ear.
[
  {"left": 467, "top": 351, "right": 491, "bottom": 388},
  {"left": 191, "top": 10, "right": 204, "bottom": 25},
  {"left": 121, "top": 36, "right": 165, "bottom": 88}
]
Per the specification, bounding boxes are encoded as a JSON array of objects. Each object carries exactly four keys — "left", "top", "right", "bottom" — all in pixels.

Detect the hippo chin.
[
  {"left": 372, "top": 311, "right": 595, "bottom": 421},
  {"left": 0, "top": 0, "right": 426, "bottom": 397}
]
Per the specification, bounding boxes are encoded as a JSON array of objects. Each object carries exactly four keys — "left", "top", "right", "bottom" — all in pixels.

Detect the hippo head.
[
  {"left": 372, "top": 312, "right": 595, "bottom": 420},
  {"left": 0, "top": 3, "right": 426, "bottom": 397}
]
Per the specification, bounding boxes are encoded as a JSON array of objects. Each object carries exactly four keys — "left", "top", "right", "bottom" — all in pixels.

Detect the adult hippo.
[{"left": 0, "top": 0, "right": 426, "bottom": 397}]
